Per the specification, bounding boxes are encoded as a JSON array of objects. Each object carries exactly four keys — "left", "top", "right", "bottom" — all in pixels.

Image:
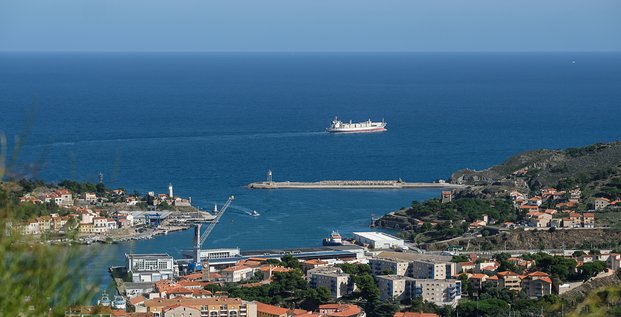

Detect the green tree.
[
  {"left": 578, "top": 261, "right": 607, "bottom": 281},
  {"left": 265, "top": 258, "right": 282, "bottom": 266},
  {"left": 1, "top": 173, "right": 96, "bottom": 314},
  {"left": 529, "top": 252, "right": 577, "bottom": 282},
  {"left": 458, "top": 274, "right": 471, "bottom": 297},
  {"left": 354, "top": 273, "right": 380, "bottom": 302},
  {"left": 380, "top": 269, "right": 394, "bottom": 275},
  {"left": 456, "top": 298, "right": 510, "bottom": 317},
  {"left": 408, "top": 298, "right": 440, "bottom": 314},
  {"left": 367, "top": 299, "right": 398, "bottom": 317},
  {"left": 451, "top": 255, "right": 470, "bottom": 263},
  {"left": 95, "top": 183, "right": 106, "bottom": 194},
  {"left": 280, "top": 254, "right": 301, "bottom": 270},
  {"left": 204, "top": 283, "right": 222, "bottom": 293},
  {"left": 572, "top": 250, "right": 586, "bottom": 257},
  {"left": 338, "top": 263, "right": 372, "bottom": 276},
  {"left": 299, "top": 287, "right": 331, "bottom": 311}
]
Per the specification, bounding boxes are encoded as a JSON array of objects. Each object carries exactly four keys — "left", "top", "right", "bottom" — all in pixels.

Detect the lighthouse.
[{"left": 168, "top": 182, "right": 174, "bottom": 198}]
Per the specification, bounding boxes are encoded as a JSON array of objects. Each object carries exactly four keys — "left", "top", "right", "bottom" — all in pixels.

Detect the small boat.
[
  {"left": 97, "top": 291, "right": 111, "bottom": 307},
  {"left": 322, "top": 230, "right": 343, "bottom": 246},
  {"left": 112, "top": 295, "right": 126, "bottom": 310},
  {"left": 250, "top": 210, "right": 260, "bottom": 217}
]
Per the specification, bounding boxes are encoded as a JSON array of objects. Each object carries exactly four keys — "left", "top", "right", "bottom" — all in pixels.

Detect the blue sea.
[{"left": 1, "top": 52, "right": 621, "bottom": 291}]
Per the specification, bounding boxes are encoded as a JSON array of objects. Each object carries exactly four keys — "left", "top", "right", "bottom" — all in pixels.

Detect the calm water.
[{"left": 1, "top": 52, "right": 621, "bottom": 290}]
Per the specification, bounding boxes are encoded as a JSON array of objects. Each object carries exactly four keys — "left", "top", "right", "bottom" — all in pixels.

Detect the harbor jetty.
[{"left": 248, "top": 179, "right": 466, "bottom": 189}]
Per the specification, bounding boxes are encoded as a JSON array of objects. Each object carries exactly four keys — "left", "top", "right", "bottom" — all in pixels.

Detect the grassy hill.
[
  {"left": 376, "top": 141, "right": 621, "bottom": 246},
  {"left": 567, "top": 284, "right": 621, "bottom": 316},
  {"left": 450, "top": 142, "right": 621, "bottom": 203}
]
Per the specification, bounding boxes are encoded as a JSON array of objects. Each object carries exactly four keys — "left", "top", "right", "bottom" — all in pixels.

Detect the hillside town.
[
  {"left": 14, "top": 182, "right": 201, "bottom": 242},
  {"left": 63, "top": 225, "right": 621, "bottom": 317}
]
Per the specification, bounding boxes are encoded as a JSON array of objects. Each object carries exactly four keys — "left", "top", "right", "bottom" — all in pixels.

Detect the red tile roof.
[
  {"left": 221, "top": 265, "right": 252, "bottom": 272},
  {"left": 256, "top": 302, "right": 290, "bottom": 316},
  {"left": 394, "top": 313, "right": 439, "bottom": 317},
  {"left": 469, "top": 274, "right": 488, "bottom": 279},
  {"left": 528, "top": 271, "right": 549, "bottom": 277},
  {"left": 497, "top": 271, "right": 519, "bottom": 277},
  {"left": 129, "top": 295, "right": 146, "bottom": 305},
  {"left": 319, "top": 304, "right": 362, "bottom": 317}
]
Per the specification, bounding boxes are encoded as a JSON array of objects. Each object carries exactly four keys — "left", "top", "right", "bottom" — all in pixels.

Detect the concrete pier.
[{"left": 247, "top": 180, "right": 466, "bottom": 189}]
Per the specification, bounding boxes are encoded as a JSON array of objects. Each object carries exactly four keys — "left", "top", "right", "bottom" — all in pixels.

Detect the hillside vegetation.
[
  {"left": 450, "top": 142, "right": 621, "bottom": 202},
  {"left": 377, "top": 141, "right": 621, "bottom": 247}
]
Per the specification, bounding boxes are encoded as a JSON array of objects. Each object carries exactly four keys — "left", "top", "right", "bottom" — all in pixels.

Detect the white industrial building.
[
  {"left": 352, "top": 231, "right": 406, "bottom": 250},
  {"left": 126, "top": 253, "right": 175, "bottom": 282}
]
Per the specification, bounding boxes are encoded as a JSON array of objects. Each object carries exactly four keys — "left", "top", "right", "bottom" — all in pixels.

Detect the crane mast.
[{"left": 193, "top": 195, "right": 234, "bottom": 263}]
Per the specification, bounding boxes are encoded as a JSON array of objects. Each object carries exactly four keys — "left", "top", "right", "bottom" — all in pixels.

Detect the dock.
[{"left": 247, "top": 180, "right": 466, "bottom": 189}]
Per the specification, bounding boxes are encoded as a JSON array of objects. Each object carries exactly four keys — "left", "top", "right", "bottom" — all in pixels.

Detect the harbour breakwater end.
[{"left": 247, "top": 180, "right": 467, "bottom": 189}]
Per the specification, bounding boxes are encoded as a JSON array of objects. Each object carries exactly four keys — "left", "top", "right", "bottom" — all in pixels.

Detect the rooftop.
[
  {"left": 376, "top": 275, "right": 408, "bottom": 281},
  {"left": 126, "top": 253, "right": 173, "bottom": 260},
  {"left": 376, "top": 251, "right": 452, "bottom": 263},
  {"left": 256, "top": 302, "right": 290, "bottom": 315},
  {"left": 352, "top": 231, "right": 403, "bottom": 242}
]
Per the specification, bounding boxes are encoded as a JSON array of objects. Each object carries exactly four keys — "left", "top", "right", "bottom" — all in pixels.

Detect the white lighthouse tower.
[{"left": 168, "top": 182, "right": 174, "bottom": 198}]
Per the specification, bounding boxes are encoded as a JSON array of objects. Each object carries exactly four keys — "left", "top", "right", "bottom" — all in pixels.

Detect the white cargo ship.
[{"left": 327, "top": 117, "right": 387, "bottom": 133}]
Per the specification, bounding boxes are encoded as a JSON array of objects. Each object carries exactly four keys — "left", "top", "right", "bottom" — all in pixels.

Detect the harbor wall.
[{"left": 248, "top": 180, "right": 466, "bottom": 189}]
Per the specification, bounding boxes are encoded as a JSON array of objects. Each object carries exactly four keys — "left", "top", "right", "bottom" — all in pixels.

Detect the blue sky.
[{"left": 0, "top": 0, "right": 620, "bottom": 52}]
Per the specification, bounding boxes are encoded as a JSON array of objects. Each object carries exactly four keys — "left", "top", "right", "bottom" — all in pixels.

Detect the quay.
[{"left": 248, "top": 180, "right": 466, "bottom": 189}]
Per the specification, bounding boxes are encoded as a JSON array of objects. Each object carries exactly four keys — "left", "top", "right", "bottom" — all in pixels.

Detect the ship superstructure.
[{"left": 327, "top": 117, "right": 387, "bottom": 133}]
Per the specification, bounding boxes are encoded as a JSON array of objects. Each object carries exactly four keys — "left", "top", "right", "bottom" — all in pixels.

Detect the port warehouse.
[
  {"left": 126, "top": 245, "right": 366, "bottom": 283},
  {"left": 190, "top": 245, "right": 365, "bottom": 271},
  {"left": 123, "top": 231, "right": 405, "bottom": 283},
  {"left": 352, "top": 232, "right": 405, "bottom": 250},
  {"left": 125, "top": 231, "right": 404, "bottom": 280}
]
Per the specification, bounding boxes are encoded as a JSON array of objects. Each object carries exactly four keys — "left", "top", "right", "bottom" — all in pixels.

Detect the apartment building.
[
  {"left": 144, "top": 297, "right": 257, "bottom": 317},
  {"left": 369, "top": 258, "right": 409, "bottom": 276},
  {"left": 375, "top": 275, "right": 461, "bottom": 306},
  {"left": 221, "top": 265, "right": 256, "bottom": 283},
  {"left": 308, "top": 267, "right": 352, "bottom": 299},
  {"left": 409, "top": 259, "right": 456, "bottom": 280},
  {"left": 521, "top": 272, "right": 553, "bottom": 298},
  {"left": 497, "top": 271, "right": 522, "bottom": 292},
  {"left": 406, "top": 279, "right": 462, "bottom": 307}
]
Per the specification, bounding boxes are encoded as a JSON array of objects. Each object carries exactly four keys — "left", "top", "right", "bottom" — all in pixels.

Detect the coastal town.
[
  {"left": 3, "top": 151, "right": 621, "bottom": 316},
  {"left": 67, "top": 226, "right": 621, "bottom": 317},
  {"left": 61, "top": 178, "right": 621, "bottom": 316},
  {"left": 12, "top": 180, "right": 209, "bottom": 244}
]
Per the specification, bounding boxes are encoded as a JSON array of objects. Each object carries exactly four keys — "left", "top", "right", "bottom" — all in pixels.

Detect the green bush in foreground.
[{"left": 1, "top": 136, "right": 96, "bottom": 316}]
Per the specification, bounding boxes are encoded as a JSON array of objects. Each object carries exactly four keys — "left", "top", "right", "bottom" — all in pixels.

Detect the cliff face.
[
  {"left": 450, "top": 142, "right": 621, "bottom": 196},
  {"left": 423, "top": 228, "right": 621, "bottom": 251}
]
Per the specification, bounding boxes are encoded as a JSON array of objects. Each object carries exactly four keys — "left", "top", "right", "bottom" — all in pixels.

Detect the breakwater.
[{"left": 248, "top": 180, "right": 466, "bottom": 189}]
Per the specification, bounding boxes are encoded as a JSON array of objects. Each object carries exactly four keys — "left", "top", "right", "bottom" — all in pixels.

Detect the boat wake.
[
  {"left": 228, "top": 205, "right": 261, "bottom": 217},
  {"left": 24, "top": 131, "right": 327, "bottom": 148}
]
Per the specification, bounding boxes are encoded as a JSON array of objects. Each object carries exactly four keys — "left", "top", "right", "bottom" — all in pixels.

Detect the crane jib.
[{"left": 198, "top": 195, "right": 234, "bottom": 247}]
